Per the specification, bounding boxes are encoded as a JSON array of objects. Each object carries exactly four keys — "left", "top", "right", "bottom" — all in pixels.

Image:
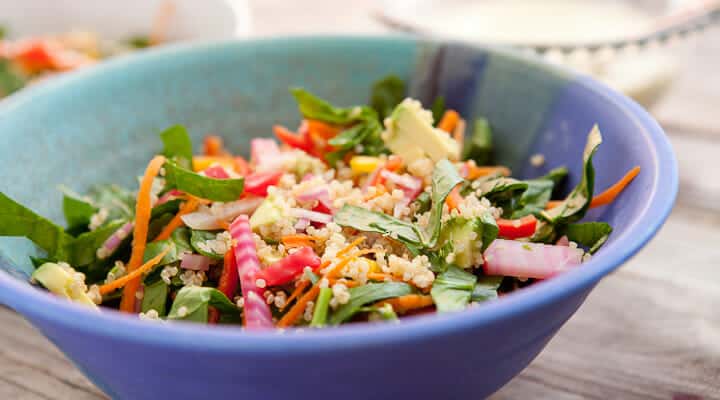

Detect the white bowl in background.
[{"left": 0, "top": 0, "right": 251, "bottom": 42}]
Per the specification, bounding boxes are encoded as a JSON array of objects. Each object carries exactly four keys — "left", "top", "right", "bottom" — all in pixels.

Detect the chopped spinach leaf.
[
  {"left": 126, "top": 35, "right": 150, "bottom": 49},
  {"left": 329, "top": 282, "right": 412, "bottom": 324},
  {"left": 141, "top": 280, "right": 169, "bottom": 316},
  {"left": 163, "top": 160, "right": 244, "bottom": 202},
  {"left": 334, "top": 205, "right": 423, "bottom": 247},
  {"left": 421, "top": 159, "right": 465, "bottom": 247},
  {"left": 463, "top": 117, "right": 494, "bottom": 165},
  {"left": 160, "top": 125, "right": 193, "bottom": 168},
  {"left": 66, "top": 219, "right": 126, "bottom": 266},
  {"left": 566, "top": 222, "right": 612, "bottom": 254},
  {"left": 370, "top": 74, "right": 405, "bottom": 121},
  {"left": 510, "top": 178, "right": 554, "bottom": 219},
  {"left": 190, "top": 230, "right": 224, "bottom": 260},
  {"left": 431, "top": 266, "right": 477, "bottom": 312},
  {"left": 0, "top": 59, "right": 26, "bottom": 97},
  {"left": 59, "top": 186, "right": 97, "bottom": 233},
  {"left": 144, "top": 227, "right": 192, "bottom": 266},
  {"left": 430, "top": 96, "right": 445, "bottom": 126},
  {"left": 471, "top": 275, "right": 503, "bottom": 303},
  {"left": 167, "top": 286, "right": 237, "bottom": 322}
]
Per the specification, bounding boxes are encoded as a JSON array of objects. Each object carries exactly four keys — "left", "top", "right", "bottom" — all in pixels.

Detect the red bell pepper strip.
[
  {"left": 209, "top": 250, "right": 240, "bottom": 324},
  {"left": 230, "top": 215, "right": 273, "bottom": 329},
  {"left": 254, "top": 246, "right": 321, "bottom": 287},
  {"left": 234, "top": 156, "right": 249, "bottom": 176},
  {"left": 243, "top": 170, "right": 283, "bottom": 197},
  {"left": 202, "top": 165, "right": 230, "bottom": 179},
  {"left": 273, "top": 124, "right": 312, "bottom": 152},
  {"left": 496, "top": 215, "right": 538, "bottom": 239}
]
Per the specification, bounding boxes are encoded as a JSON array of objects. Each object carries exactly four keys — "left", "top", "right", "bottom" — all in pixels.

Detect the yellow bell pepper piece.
[
  {"left": 350, "top": 156, "right": 381, "bottom": 174},
  {"left": 366, "top": 259, "right": 381, "bottom": 274},
  {"left": 192, "top": 156, "right": 235, "bottom": 172}
]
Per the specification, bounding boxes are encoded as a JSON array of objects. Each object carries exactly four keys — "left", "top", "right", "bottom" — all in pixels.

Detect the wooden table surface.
[{"left": 2, "top": 2, "right": 719, "bottom": 399}]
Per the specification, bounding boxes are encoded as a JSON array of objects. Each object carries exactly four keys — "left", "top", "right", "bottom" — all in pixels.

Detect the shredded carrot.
[
  {"left": 330, "top": 279, "right": 360, "bottom": 288},
  {"left": 375, "top": 294, "right": 434, "bottom": 314},
  {"left": 203, "top": 135, "right": 227, "bottom": 156},
  {"left": 467, "top": 164, "right": 511, "bottom": 180},
  {"left": 216, "top": 219, "right": 230, "bottom": 230},
  {"left": 438, "top": 110, "right": 460, "bottom": 133},
  {"left": 119, "top": 155, "right": 166, "bottom": 312},
  {"left": 281, "top": 234, "right": 321, "bottom": 248},
  {"left": 385, "top": 155, "right": 404, "bottom": 172},
  {"left": 446, "top": 185, "right": 463, "bottom": 211},
  {"left": 234, "top": 156, "right": 249, "bottom": 176},
  {"left": 306, "top": 119, "right": 343, "bottom": 139},
  {"left": 363, "top": 184, "right": 387, "bottom": 201},
  {"left": 546, "top": 166, "right": 641, "bottom": 210},
  {"left": 100, "top": 247, "right": 170, "bottom": 295},
  {"left": 149, "top": 0, "right": 175, "bottom": 45},
  {"left": 336, "top": 236, "right": 366, "bottom": 258},
  {"left": 277, "top": 253, "right": 363, "bottom": 328},
  {"left": 453, "top": 118, "right": 466, "bottom": 147},
  {"left": 152, "top": 198, "right": 200, "bottom": 242},
  {"left": 367, "top": 272, "right": 400, "bottom": 282},
  {"left": 590, "top": 166, "right": 640, "bottom": 208},
  {"left": 281, "top": 279, "right": 312, "bottom": 311}
]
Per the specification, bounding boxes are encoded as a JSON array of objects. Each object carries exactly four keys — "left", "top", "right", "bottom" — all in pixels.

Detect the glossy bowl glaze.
[{"left": 0, "top": 36, "right": 677, "bottom": 399}]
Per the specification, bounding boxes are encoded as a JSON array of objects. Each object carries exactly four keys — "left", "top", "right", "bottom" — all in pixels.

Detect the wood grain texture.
[{"left": 1, "top": 1, "right": 719, "bottom": 399}]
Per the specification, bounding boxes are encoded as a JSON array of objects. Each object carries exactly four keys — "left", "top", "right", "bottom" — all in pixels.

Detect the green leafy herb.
[
  {"left": 190, "top": 230, "right": 224, "bottom": 260},
  {"left": 412, "top": 191, "right": 431, "bottom": 215},
  {"left": 126, "top": 35, "right": 150, "bottom": 49},
  {"left": 66, "top": 219, "right": 126, "bottom": 266},
  {"left": 0, "top": 192, "right": 73, "bottom": 260},
  {"left": 431, "top": 265, "right": 477, "bottom": 312},
  {"left": 542, "top": 166, "right": 569, "bottom": 186},
  {"left": 151, "top": 198, "right": 182, "bottom": 219},
  {"left": 359, "top": 303, "right": 399, "bottom": 321},
  {"left": 370, "top": 74, "right": 405, "bottom": 120},
  {"left": 310, "top": 287, "right": 333, "bottom": 327},
  {"left": 141, "top": 280, "right": 169, "bottom": 316},
  {"left": 329, "top": 282, "right": 412, "bottom": 324},
  {"left": 541, "top": 126, "right": 602, "bottom": 225},
  {"left": 144, "top": 227, "right": 192, "bottom": 266},
  {"left": 86, "top": 184, "right": 135, "bottom": 222},
  {"left": 59, "top": 186, "right": 97, "bottom": 233},
  {"left": 421, "top": 159, "right": 464, "bottom": 247},
  {"left": 463, "top": 117, "right": 494, "bottom": 165},
  {"left": 471, "top": 275, "right": 503, "bottom": 303},
  {"left": 163, "top": 160, "right": 244, "bottom": 202},
  {"left": 566, "top": 222, "right": 612, "bottom": 254},
  {"left": 167, "top": 286, "right": 237, "bottom": 322},
  {"left": 0, "top": 25, "right": 6, "bottom": 39},
  {"left": 510, "top": 178, "right": 554, "bottom": 219},
  {"left": 430, "top": 96, "right": 445, "bottom": 126},
  {"left": 0, "top": 59, "right": 26, "bottom": 97},
  {"left": 334, "top": 205, "right": 423, "bottom": 247},
  {"left": 160, "top": 125, "right": 193, "bottom": 168}
]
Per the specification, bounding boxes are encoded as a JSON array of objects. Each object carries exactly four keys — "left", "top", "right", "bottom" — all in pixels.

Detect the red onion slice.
[
  {"left": 97, "top": 221, "right": 134, "bottom": 259},
  {"left": 180, "top": 253, "right": 212, "bottom": 271},
  {"left": 288, "top": 208, "right": 333, "bottom": 224}
]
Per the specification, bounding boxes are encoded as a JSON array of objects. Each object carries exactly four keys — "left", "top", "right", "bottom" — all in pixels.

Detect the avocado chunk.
[
  {"left": 32, "top": 263, "right": 97, "bottom": 307},
  {"left": 249, "top": 194, "right": 289, "bottom": 231},
  {"left": 382, "top": 98, "right": 460, "bottom": 164},
  {"left": 439, "top": 214, "right": 498, "bottom": 269}
]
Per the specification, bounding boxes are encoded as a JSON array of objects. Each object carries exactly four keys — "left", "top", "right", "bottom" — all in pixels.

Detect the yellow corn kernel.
[
  {"left": 192, "top": 156, "right": 235, "bottom": 172},
  {"left": 350, "top": 156, "right": 381, "bottom": 174},
  {"left": 366, "top": 259, "right": 381, "bottom": 274}
]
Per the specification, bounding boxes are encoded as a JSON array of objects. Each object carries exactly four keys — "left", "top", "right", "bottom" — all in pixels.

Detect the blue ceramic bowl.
[{"left": 0, "top": 36, "right": 676, "bottom": 399}]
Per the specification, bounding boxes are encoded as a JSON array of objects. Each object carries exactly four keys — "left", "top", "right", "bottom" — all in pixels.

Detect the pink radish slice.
[
  {"left": 380, "top": 170, "right": 423, "bottom": 200},
  {"left": 180, "top": 253, "right": 212, "bottom": 271},
  {"left": 483, "top": 239, "right": 584, "bottom": 279},
  {"left": 288, "top": 208, "right": 333, "bottom": 224},
  {"left": 98, "top": 221, "right": 134, "bottom": 259},
  {"left": 230, "top": 215, "right": 273, "bottom": 329},
  {"left": 295, "top": 218, "right": 311, "bottom": 232}
]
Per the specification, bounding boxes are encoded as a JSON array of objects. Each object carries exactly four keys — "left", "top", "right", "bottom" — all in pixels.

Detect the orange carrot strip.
[
  {"left": 306, "top": 119, "right": 343, "bottom": 139},
  {"left": 203, "top": 135, "right": 226, "bottom": 156},
  {"left": 152, "top": 198, "right": 200, "bottom": 242},
  {"left": 367, "top": 272, "right": 400, "bottom": 282},
  {"left": 277, "top": 250, "right": 373, "bottom": 328},
  {"left": 363, "top": 184, "right": 387, "bottom": 201},
  {"left": 467, "top": 164, "right": 511, "bottom": 180},
  {"left": 438, "top": 110, "right": 460, "bottom": 133},
  {"left": 375, "top": 294, "right": 434, "bottom": 314},
  {"left": 119, "top": 155, "right": 166, "bottom": 312},
  {"left": 546, "top": 166, "right": 641, "bottom": 210},
  {"left": 453, "top": 118, "right": 466, "bottom": 147},
  {"left": 590, "top": 166, "right": 641, "bottom": 208},
  {"left": 281, "top": 279, "right": 312, "bottom": 311},
  {"left": 446, "top": 185, "right": 463, "bottom": 211},
  {"left": 100, "top": 247, "right": 170, "bottom": 295},
  {"left": 281, "top": 234, "right": 321, "bottom": 248},
  {"left": 336, "top": 236, "right": 366, "bottom": 258},
  {"left": 385, "top": 155, "right": 403, "bottom": 172}
]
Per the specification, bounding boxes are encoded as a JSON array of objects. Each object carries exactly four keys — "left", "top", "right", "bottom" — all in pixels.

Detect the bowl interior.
[{"left": 0, "top": 36, "right": 673, "bottom": 320}]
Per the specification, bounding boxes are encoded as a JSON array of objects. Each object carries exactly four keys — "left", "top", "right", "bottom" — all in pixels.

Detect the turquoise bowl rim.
[{"left": 0, "top": 35, "right": 677, "bottom": 352}]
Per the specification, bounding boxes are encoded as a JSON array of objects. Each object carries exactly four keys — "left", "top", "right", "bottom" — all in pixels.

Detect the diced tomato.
[
  {"left": 13, "top": 41, "right": 56, "bottom": 73},
  {"left": 496, "top": 215, "right": 538, "bottom": 239},
  {"left": 244, "top": 171, "right": 283, "bottom": 197},
  {"left": 254, "top": 246, "right": 321, "bottom": 287},
  {"left": 203, "top": 165, "right": 230, "bottom": 179},
  {"left": 273, "top": 124, "right": 312, "bottom": 152}
]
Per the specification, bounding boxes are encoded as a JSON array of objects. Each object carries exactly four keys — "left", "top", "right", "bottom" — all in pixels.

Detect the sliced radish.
[
  {"left": 180, "top": 253, "right": 212, "bottom": 271},
  {"left": 483, "top": 239, "right": 584, "bottom": 279}
]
